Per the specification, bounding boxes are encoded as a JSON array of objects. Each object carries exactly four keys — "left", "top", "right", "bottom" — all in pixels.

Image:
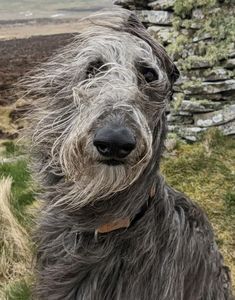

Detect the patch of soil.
[
  {"left": 0, "top": 31, "right": 75, "bottom": 140},
  {"left": 0, "top": 33, "right": 74, "bottom": 106}
]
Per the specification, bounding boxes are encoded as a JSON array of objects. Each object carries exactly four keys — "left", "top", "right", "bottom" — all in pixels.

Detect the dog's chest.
[
  {"left": 74, "top": 228, "right": 183, "bottom": 300},
  {"left": 75, "top": 244, "right": 155, "bottom": 299}
]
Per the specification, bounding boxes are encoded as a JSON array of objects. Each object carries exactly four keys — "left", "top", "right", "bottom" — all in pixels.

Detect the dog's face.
[{"left": 26, "top": 9, "right": 179, "bottom": 207}]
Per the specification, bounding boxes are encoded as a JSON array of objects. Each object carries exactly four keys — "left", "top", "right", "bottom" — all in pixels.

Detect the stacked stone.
[{"left": 114, "top": 0, "right": 235, "bottom": 141}]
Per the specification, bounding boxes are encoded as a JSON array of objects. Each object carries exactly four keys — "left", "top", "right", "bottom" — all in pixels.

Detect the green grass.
[
  {"left": 0, "top": 159, "right": 34, "bottom": 228},
  {"left": 2, "top": 141, "right": 23, "bottom": 157},
  {"left": 224, "top": 192, "right": 235, "bottom": 215},
  {"left": 0, "top": 141, "right": 35, "bottom": 299},
  {"left": 3, "top": 279, "right": 32, "bottom": 300}
]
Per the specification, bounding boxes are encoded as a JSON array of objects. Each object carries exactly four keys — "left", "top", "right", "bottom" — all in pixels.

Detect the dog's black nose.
[{"left": 93, "top": 126, "right": 136, "bottom": 159}]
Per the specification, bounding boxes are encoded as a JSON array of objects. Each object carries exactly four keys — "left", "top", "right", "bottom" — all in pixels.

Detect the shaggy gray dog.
[{"left": 23, "top": 8, "right": 233, "bottom": 300}]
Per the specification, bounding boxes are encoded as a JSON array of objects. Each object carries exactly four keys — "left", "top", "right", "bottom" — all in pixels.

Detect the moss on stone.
[
  {"left": 174, "top": 0, "right": 216, "bottom": 18},
  {"left": 167, "top": 34, "right": 191, "bottom": 60},
  {"left": 172, "top": 93, "right": 184, "bottom": 111},
  {"left": 169, "top": 2, "right": 235, "bottom": 71},
  {"left": 181, "top": 79, "right": 202, "bottom": 90}
]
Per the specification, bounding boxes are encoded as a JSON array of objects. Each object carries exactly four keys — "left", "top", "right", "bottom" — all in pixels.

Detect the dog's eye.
[
  {"left": 86, "top": 59, "right": 105, "bottom": 78},
  {"left": 142, "top": 67, "right": 159, "bottom": 83}
]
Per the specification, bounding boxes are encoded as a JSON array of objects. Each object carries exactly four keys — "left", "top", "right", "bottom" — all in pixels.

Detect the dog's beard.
[
  {"left": 70, "top": 164, "right": 142, "bottom": 207},
  {"left": 55, "top": 138, "right": 152, "bottom": 209},
  {"left": 49, "top": 118, "right": 152, "bottom": 208}
]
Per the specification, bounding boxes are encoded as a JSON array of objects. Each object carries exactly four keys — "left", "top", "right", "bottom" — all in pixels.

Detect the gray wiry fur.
[{"left": 22, "top": 8, "right": 233, "bottom": 300}]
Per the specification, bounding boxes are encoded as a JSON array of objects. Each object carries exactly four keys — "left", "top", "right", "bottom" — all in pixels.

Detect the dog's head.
[{"left": 24, "top": 8, "right": 179, "bottom": 207}]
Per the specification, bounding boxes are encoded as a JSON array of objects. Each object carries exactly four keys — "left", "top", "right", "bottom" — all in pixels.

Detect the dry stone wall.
[{"left": 115, "top": 0, "right": 235, "bottom": 141}]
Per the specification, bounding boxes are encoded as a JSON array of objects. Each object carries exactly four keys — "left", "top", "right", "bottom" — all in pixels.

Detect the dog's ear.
[
  {"left": 124, "top": 13, "right": 169, "bottom": 62},
  {"left": 127, "top": 12, "right": 144, "bottom": 29},
  {"left": 125, "top": 12, "right": 180, "bottom": 85},
  {"left": 125, "top": 12, "right": 151, "bottom": 42},
  {"left": 171, "top": 64, "right": 180, "bottom": 83}
]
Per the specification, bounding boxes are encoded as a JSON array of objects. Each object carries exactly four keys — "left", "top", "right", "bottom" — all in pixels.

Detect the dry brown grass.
[
  {"left": 0, "top": 106, "right": 17, "bottom": 136},
  {"left": 0, "top": 176, "right": 32, "bottom": 298}
]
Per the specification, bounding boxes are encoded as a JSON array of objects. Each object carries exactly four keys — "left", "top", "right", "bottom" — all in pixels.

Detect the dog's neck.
[
  {"left": 63, "top": 154, "right": 165, "bottom": 233},
  {"left": 95, "top": 181, "right": 157, "bottom": 234}
]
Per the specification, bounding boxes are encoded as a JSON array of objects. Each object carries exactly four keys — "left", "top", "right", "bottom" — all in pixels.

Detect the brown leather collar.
[{"left": 95, "top": 183, "right": 156, "bottom": 235}]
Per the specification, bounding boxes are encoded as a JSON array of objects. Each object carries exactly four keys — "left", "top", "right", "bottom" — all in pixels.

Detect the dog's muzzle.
[{"left": 93, "top": 125, "right": 136, "bottom": 165}]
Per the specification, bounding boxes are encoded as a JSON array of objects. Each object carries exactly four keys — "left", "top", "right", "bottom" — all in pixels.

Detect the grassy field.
[
  {"left": 0, "top": 130, "right": 234, "bottom": 299},
  {"left": 0, "top": 141, "right": 34, "bottom": 299}
]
